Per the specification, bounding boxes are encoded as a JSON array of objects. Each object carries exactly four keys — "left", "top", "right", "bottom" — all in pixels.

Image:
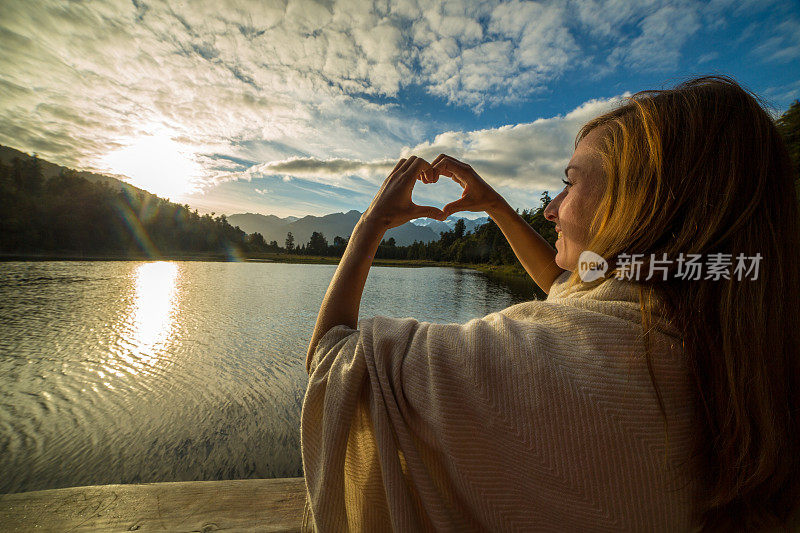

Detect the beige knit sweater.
[{"left": 301, "top": 270, "right": 703, "bottom": 531}]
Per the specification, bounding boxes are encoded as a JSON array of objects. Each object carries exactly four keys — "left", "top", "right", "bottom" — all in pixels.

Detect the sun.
[{"left": 97, "top": 130, "right": 203, "bottom": 200}]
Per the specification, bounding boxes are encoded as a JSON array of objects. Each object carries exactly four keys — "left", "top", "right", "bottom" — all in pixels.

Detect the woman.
[{"left": 300, "top": 75, "right": 800, "bottom": 531}]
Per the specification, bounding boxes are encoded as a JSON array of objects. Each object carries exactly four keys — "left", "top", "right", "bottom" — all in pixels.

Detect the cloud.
[
  {"left": 0, "top": 0, "right": 431, "bottom": 184},
  {"left": 0, "top": 0, "right": 773, "bottom": 203},
  {"left": 239, "top": 93, "right": 629, "bottom": 210},
  {"left": 402, "top": 94, "right": 628, "bottom": 192},
  {"left": 254, "top": 157, "right": 396, "bottom": 179},
  {"left": 697, "top": 51, "right": 719, "bottom": 64},
  {"left": 750, "top": 17, "right": 800, "bottom": 63},
  {"left": 234, "top": 157, "right": 396, "bottom": 195},
  {"left": 409, "top": 0, "right": 581, "bottom": 110},
  {"left": 763, "top": 80, "right": 800, "bottom": 117}
]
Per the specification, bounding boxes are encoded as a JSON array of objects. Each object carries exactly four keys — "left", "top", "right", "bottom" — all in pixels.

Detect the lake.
[{"left": 0, "top": 260, "right": 535, "bottom": 494}]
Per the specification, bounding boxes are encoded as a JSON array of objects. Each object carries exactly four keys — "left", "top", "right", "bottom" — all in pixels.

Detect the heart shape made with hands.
[
  {"left": 369, "top": 154, "right": 490, "bottom": 230},
  {"left": 413, "top": 165, "right": 476, "bottom": 220},
  {"left": 415, "top": 172, "right": 466, "bottom": 220}
]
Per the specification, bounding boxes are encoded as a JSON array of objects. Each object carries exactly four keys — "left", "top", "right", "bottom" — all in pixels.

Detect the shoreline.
[{"left": 0, "top": 252, "right": 542, "bottom": 297}]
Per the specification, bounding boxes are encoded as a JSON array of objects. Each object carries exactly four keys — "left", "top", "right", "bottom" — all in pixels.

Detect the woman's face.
[{"left": 543, "top": 126, "right": 607, "bottom": 272}]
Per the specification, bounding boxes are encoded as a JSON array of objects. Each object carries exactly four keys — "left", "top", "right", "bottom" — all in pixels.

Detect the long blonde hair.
[{"left": 559, "top": 75, "right": 800, "bottom": 530}]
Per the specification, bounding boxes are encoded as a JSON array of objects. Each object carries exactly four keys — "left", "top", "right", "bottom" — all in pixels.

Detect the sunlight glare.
[
  {"left": 98, "top": 131, "right": 203, "bottom": 199},
  {"left": 129, "top": 261, "right": 180, "bottom": 367}
]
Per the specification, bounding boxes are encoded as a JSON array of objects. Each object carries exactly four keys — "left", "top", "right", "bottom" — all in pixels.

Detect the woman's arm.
[
  {"left": 486, "top": 197, "right": 566, "bottom": 295},
  {"left": 305, "top": 156, "right": 445, "bottom": 373},
  {"left": 428, "top": 154, "right": 567, "bottom": 295},
  {"left": 305, "top": 216, "right": 383, "bottom": 373}
]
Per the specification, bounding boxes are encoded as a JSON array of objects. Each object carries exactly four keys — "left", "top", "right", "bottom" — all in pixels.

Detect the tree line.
[
  {"left": 0, "top": 151, "right": 554, "bottom": 271},
  {"left": 280, "top": 193, "right": 556, "bottom": 269}
]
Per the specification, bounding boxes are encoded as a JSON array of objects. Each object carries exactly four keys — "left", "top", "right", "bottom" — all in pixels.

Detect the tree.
[
  {"left": 285, "top": 231, "right": 295, "bottom": 252},
  {"left": 454, "top": 219, "right": 466, "bottom": 239},
  {"left": 247, "top": 232, "right": 266, "bottom": 250},
  {"left": 307, "top": 231, "right": 329, "bottom": 255},
  {"left": 776, "top": 99, "right": 800, "bottom": 197},
  {"left": 0, "top": 158, "right": 256, "bottom": 256},
  {"left": 540, "top": 190, "right": 552, "bottom": 210}
]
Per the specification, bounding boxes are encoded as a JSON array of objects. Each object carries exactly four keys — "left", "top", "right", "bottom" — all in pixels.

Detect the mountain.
[
  {"left": 229, "top": 210, "right": 439, "bottom": 246},
  {"left": 412, "top": 218, "right": 452, "bottom": 235},
  {"left": 287, "top": 210, "right": 363, "bottom": 245},
  {"left": 411, "top": 215, "right": 491, "bottom": 234},
  {"left": 0, "top": 145, "right": 152, "bottom": 198},
  {"left": 460, "top": 216, "right": 491, "bottom": 232},
  {"left": 226, "top": 212, "right": 296, "bottom": 238}
]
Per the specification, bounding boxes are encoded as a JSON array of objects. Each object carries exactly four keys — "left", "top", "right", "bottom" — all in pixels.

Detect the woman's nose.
[{"left": 544, "top": 198, "right": 558, "bottom": 222}]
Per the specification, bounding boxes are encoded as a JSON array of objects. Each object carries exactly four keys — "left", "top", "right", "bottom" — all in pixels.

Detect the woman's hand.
[
  {"left": 426, "top": 154, "right": 506, "bottom": 218},
  {"left": 361, "top": 156, "right": 447, "bottom": 231}
]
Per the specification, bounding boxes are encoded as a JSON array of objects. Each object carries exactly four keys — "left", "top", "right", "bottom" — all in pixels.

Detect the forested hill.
[
  {"left": 0, "top": 145, "right": 151, "bottom": 198},
  {"left": 0, "top": 148, "right": 267, "bottom": 258}
]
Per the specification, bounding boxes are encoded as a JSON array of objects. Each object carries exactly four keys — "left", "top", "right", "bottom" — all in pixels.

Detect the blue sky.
[{"left": 1, "top": 0, "right": 799, "bottom": 220}]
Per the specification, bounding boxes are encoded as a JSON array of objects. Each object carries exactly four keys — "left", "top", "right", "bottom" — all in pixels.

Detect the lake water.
[{"left": 0, "top": 260, "right": 535, "bottom": 494}]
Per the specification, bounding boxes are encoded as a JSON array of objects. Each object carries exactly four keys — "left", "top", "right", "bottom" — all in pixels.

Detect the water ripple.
[{"left": 0, "top": 260, "right": 531, "bottom": 493}]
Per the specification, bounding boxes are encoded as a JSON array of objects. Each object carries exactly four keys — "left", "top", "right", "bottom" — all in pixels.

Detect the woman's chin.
[
  {"left": 554, "top": 251, "right": 576, "bottom": 273},
  {"left": 554, "top": 251, "right": 567, "bottom": 271}
]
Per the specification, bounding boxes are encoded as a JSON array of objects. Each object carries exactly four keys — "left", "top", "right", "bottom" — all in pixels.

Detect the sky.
[{"left": 1, "top": 0, "right": 799, "bottom": 220}]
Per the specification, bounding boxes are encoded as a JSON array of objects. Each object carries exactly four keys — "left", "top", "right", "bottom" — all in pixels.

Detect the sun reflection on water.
[{"left": 122, "top": 261, "right": 181, "bottom": 371}]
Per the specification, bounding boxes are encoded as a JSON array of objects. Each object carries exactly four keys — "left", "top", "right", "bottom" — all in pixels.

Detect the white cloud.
[
  {"left": 697, "top": 51, "right": 718, "bottom": 64},
  {"left": 0, "top": 0, "right": 773, "bottom": 206},
  {"left": 750, "top": 17, "right": 800, "bottom": 64},
  {"left": 240, "top": 93, "right": 629, "bottom": 210},
  {"left": 0, "top": 0, "right": 430, "bottom": 182},
  {"left": 763, "top": 80, "right": 800, "bottom": 117},
  {"left": 601, "top": 3, "right": 701, "bottom": 73},
  {"left": 402, "top": 94, "right": 628, "bottom": 192},
  {"left": 245, "top": 156, "right": 396, "bottom": 193}
]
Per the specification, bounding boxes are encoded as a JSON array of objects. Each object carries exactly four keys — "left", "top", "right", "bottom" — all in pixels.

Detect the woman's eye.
[{"left": 561, "top": 178, "right": 572, "bottom": 189}]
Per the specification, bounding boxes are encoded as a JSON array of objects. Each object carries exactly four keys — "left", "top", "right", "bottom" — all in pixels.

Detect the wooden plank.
[{"left": 0, "top": 477, "right": 307, "bottom": 532}]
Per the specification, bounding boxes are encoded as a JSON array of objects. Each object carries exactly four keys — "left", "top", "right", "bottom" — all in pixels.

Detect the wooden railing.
[{"left": 0, "top": 477, "right": 307, "bottom": 532}]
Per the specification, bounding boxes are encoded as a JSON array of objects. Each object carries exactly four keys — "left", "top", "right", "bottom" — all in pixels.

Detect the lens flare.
[{"left": 97, "top": 127, "right": 203, "bottom": 199}]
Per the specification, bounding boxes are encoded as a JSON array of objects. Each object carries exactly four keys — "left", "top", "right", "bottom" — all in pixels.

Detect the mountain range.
[{"left": 227, "top": 212, "right": 490, "bottom": 247}]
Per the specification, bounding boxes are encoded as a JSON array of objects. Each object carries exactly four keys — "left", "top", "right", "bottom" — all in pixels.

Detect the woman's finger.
[
  {"left": 389, "top": 158, "right": 407, "bottom": 175},
  {"left": 433, "top": 153, "right": 471, "bottom": 171},
  {"left": 431, "top": 153, "right": 464, "bottom": 168},
  {"left": 403, "top": 157, "right": 432, "bottom": 181},
  {"left": 442, "top": 197, "right": 472, "bottom": 218},
  {"left": 424, "top": 167, "right": 439, "bottom": 183},
  {"left": 429, "top": 154, "right": 447, "bottom": 170},
  {"left": 397, "top": 156, "right": 417, "bottom": 175},
  {"left": 411, "top": 203, "right": 446, "bottom": 220},
  {"left": 432, "top": 159, "right": 466, "bottom": 186}
]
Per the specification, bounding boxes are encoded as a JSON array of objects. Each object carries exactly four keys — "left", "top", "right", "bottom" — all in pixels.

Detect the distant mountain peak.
[{"left": 228, "top": 209, "right": 438, "bottom": 246}]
